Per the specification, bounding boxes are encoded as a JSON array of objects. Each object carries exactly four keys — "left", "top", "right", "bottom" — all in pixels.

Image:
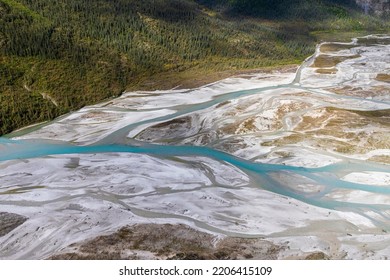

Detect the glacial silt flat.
[{"left": 1, "top": 35, "right": 390, "bottom": 260}]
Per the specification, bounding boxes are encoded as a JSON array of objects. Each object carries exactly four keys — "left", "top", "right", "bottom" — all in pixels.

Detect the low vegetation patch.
[{"left": 49, "top": 223, "right": 282, "bottom": 260}]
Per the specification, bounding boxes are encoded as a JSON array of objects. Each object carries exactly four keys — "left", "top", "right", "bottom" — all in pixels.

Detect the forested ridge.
[{"left": 1, "top": 0, "right": 389, "bottom": 135}]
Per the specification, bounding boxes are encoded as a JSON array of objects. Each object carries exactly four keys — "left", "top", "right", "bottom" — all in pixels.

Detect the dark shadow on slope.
[{"left": 196, "top": 0, "right": 360, "bottom": 20}]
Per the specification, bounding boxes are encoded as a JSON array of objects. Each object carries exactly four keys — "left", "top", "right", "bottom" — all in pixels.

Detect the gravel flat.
[{"left": 0, "top": 212, "right": 27, "bottom": 237}]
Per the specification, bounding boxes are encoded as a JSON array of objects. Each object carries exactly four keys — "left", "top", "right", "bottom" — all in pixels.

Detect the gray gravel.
[{"left": 0, "top": 212, "right": 27, "bottom": 237}]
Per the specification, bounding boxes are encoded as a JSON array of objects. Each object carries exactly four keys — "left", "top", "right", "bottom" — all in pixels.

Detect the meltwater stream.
[{"left": 1, "top": 129, "right": 390, "bottom": 227}]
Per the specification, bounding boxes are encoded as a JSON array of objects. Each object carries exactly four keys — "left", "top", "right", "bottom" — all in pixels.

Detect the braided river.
[{"left": 1, "top": 34, "right": 389, "bottom": 259}]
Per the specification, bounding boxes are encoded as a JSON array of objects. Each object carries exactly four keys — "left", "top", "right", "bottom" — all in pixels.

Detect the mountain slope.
[
  {"left": 356, "top": 0, "right": 390, "bottom": 15},
  {"left": 0, "top": 0, "right": 389, "bottom": 135}
]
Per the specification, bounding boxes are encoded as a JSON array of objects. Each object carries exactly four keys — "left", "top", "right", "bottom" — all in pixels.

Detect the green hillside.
[{"left": 0, "top": 0, "right": 389, "bottom": 135}]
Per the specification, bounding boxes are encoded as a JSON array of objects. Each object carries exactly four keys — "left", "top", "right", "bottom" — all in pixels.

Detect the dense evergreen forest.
[{"left": 0, "top": 0, "right": 389, "bottom": 135}]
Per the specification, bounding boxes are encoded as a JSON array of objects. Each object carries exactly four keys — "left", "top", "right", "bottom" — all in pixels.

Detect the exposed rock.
[
  {"left": 49, "top": 223, "right": 283, "bottom": 260},
  {"left": 355, "top": 0, "right": 390, "bottom": 15},
  {"left": 0, "top": 212, "right": 27, "bottom": 237},
  {"left": 305, "top": 252, "right": 330, "bottom": 260}
]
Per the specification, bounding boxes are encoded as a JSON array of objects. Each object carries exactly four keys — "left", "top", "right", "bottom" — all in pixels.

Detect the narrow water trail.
[{"left": 1, "top": 138, "right": 390, "bottom": 218}]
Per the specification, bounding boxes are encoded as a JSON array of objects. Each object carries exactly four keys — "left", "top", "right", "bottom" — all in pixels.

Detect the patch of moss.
[
  {"left": 305, "top": 252, "right": 330, "bottom": 260},
  {"left": 0, "top": 186, "right": 46, "bottom": 195},
  {"left": 311, "top": 54, "right": 361, "bottom": 68},
  {"left": 349, "top": 109, "right": 390, "bottom": 118},
  {"left": 316, "top": 68, "right": 338, "bottom": 74},
  {"left": 49, "top": 223, "right": 282, "bottom": 260},
  {"left": 320, "top": 43, "right": 355, "bottom": 53},
  {"left": 376, "top": 74, "right": 390, "bottom": 83}
]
